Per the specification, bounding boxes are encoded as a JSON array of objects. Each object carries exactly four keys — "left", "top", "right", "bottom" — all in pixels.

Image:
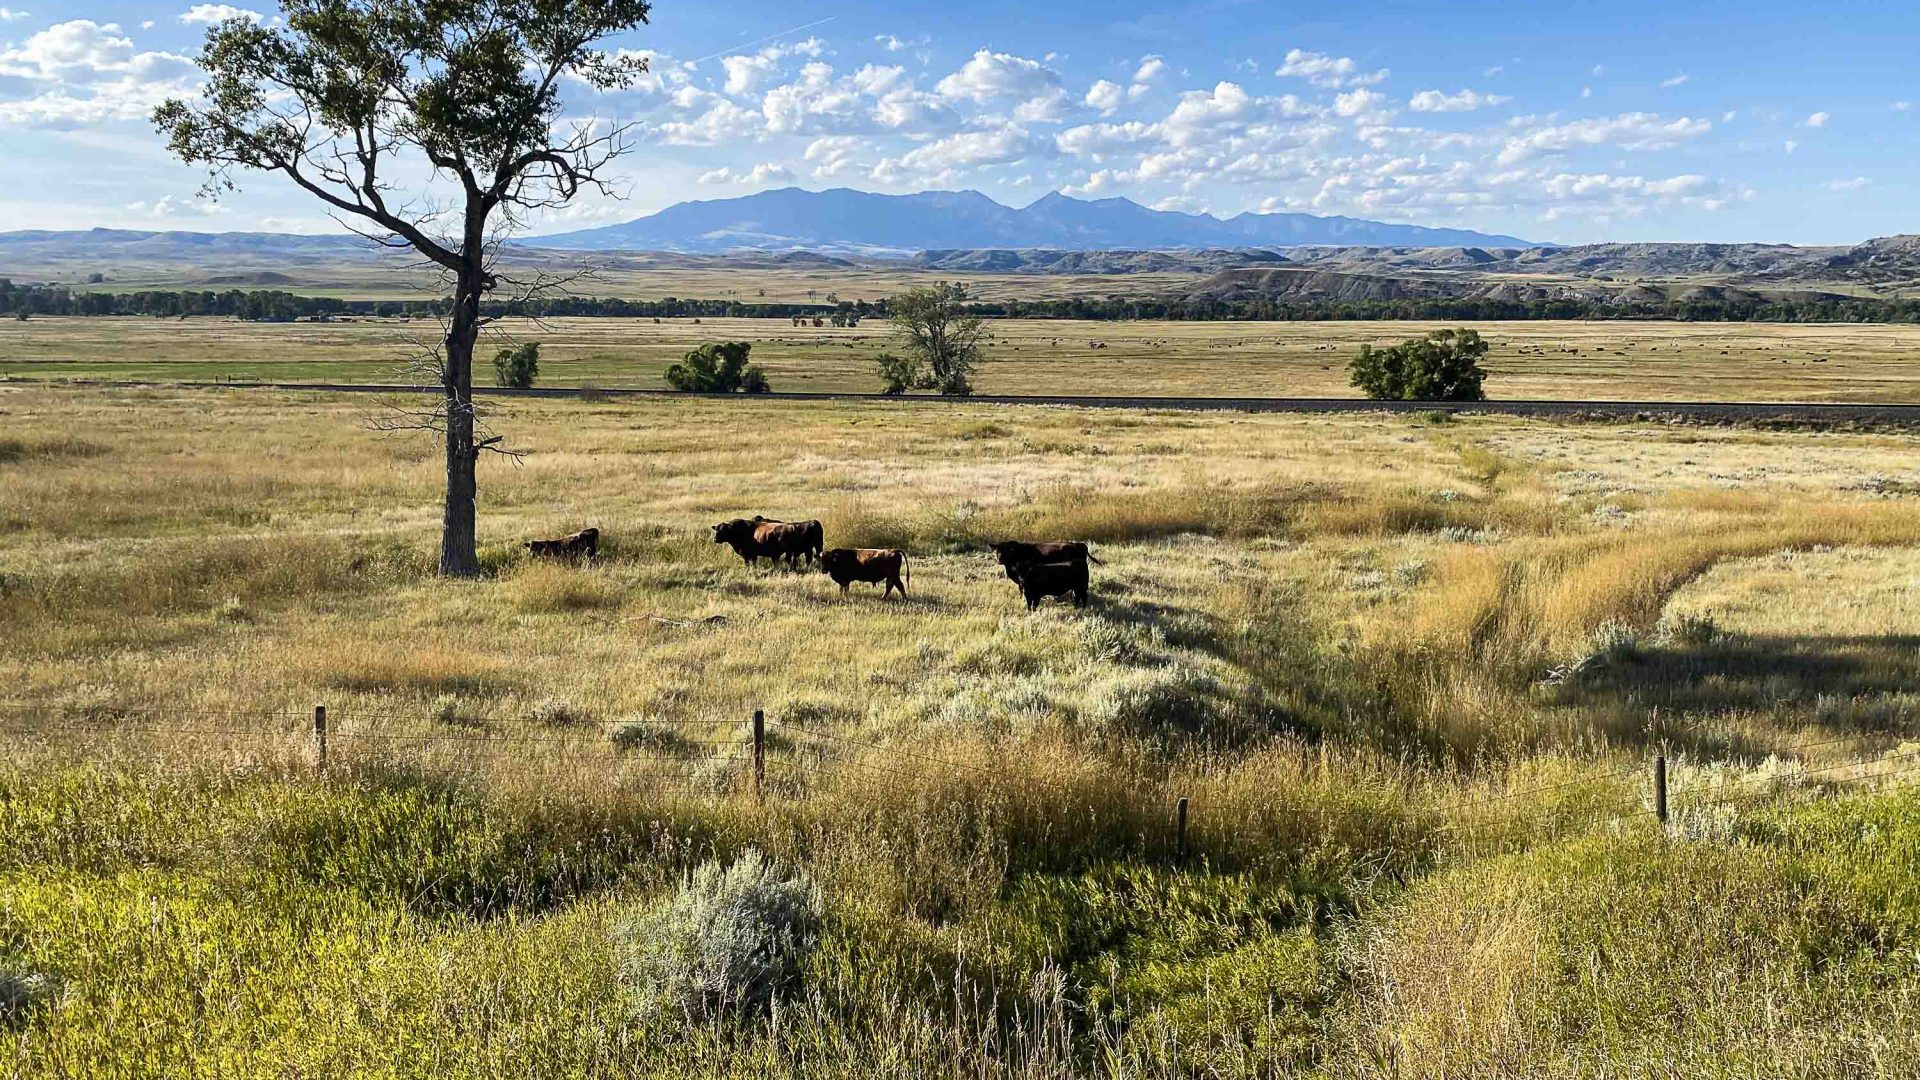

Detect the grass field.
[
  {"left": 6, "top": 315, "right": 1920, "bottom": 401},
  {"left": 5, "top": 383, "right": 1920, "bottom": 1075}
]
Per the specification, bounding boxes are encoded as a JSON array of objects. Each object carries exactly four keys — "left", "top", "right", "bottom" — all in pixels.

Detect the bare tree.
[{"left": 154, "top": 0, "right": 653, "bottom": 576}]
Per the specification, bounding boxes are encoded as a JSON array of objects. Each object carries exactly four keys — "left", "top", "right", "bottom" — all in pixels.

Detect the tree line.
[{"left": 8, "top": 280, "right": 1918, "bottom": 325}]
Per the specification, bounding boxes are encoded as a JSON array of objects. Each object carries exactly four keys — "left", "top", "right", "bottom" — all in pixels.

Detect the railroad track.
[{"left": 17, "top": 377, "right": 1920, "bottom": 425}]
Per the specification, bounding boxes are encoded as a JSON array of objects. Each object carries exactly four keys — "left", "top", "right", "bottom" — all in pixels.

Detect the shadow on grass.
[{"left": 1557, "top": 633, "right": 1920, "bottom": 757}]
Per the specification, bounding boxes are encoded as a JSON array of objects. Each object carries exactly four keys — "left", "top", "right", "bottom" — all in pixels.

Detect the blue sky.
[{"left": 0, "top": 0, "right": 1911, "bottom": 244}]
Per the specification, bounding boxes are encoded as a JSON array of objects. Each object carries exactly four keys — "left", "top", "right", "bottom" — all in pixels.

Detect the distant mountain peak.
[{"left": 531, "top": 187, "right": 1538, "bottom": 254}]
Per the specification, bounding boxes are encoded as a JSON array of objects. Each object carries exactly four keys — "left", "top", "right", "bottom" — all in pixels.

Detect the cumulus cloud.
[
  {"left": 719, "top": 36, "right": 824, "bottom": 97},
  {"left": 1333, "top": 87, "right": 1389, "bottom": 118},
  {"left": 1496, "top": 112, "right": 1711, "bottom": 165},
  {"left": 935, "top": 48, "right": 1062, "bottom": 104},
  {"left": 1894, "top": 101, "right": 1912, "bottom": 112},
  {"left": 1274, "top": 48, "right": 1387, "bottom": 89},
  {"left": 178, "top": 4, "right": 261, "bottom": 24},
  {"left": 803, "top": 134, "right": 866, "bottom": 178},
  {"left": 0, "top": 19, "right": 198, "bottom": 127},
  {"left": 874, "top": 126, "right": 1045, "bottom": 184},
  {"left": 1409, "top": 88, "right": 1510, "bottom": 113},
  {"left": 1132, "top": 55, "right": 1168, "bottom": 84},
  {"left": 1085, "top": 78, "right": 1124, "bottom": 115},
  {"left": 0, "top": 8, "right": 29, "bottom": 21},
  {"left": 1804, "top": 110, "right": 1829, "bottom": 128},
  {"left": 698, "top": 162, "right": 793, "bottom": 186}
]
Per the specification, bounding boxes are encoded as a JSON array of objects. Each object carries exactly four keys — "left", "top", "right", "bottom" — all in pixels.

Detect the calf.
[
  {"left": 526, "top": 526, "right": 599, "bottom": 561},
  {"left": 989, "top": 540, "right": 1102, "bottom": 575},
  {"left": 1006, "top": 559, "right": 1088, "bottom": 611},
  {"left": 819, "top": 547, "right": 909, "bottom": 599}
]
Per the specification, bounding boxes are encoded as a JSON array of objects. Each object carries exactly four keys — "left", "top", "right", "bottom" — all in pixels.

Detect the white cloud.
[
  {"left": 178, "top": 4, "right": 261, "bottom": 24},
  {"left": 718, "top": 37, "right": 824, "bottom": 97},
  {"left": 803, "top": 135, "right": 865, "bottom": 178},
  {"left": 0, "top": 8, "right": 29, "bottom": 22},
  {"left": 1408, "top": 88, "right": 1510, "bottom": 113},
  {"left": 761, "top": 61, "right": 863, "bottom": 133},
  {"left": 1580, "top": 87, "right": 1592, "bottom": 99},
  {"left": 653, "top": 87, "right": 763, "bottom": 145},
  {"left": 1333, "top": 87, "right": 1389, "bottom": 118},
  {"left": 1496, "top": 112, "right": 1712, "bottom": 165},
  {"left": 875, "top": 126, "right": 1045, "bottom": 184},
  {"left": 1659, "top": 73, "right": 1690, "bottom": 89},
  {"left": 1085, "top": 78, "right": 1124, "bottom": 115},
  {"left": 0, "top": 19, "right": 198, "bottom": 127},
  {"left": 873, "top": 34, "right": 928, "bottom": 53},
  {"left": 1275, "top": 48, "right": 1387, "bottom": 89},
  {"left": 1132, "top": 55, "right": 1168, "bottom": 84},
  {"left": 124, "top": 193, "right": 226, "bottom": 217},
  {"left": 1783, "top": 139, "right": 1797, "bottom": 154},
  {"left": 698, "top": 162, "right": 793, "bottom": 186},
  {"left": 1824, "top": 176, "right": 1870, "bottom": 191},
  {"left": 1013, "top": 87, "right": 1072, "bottom": 123},
  {"left": 1894, "top": 101, "right": 1912, "bottom": 112},
  {"left": 1591, "top": 64, "right": 1607, "bottom": 76},
  {"left": 935, "top": 49, "right": 1062, "bottom": 104},
  {"left": 1804, "top": 110, "right": 1829, "bottom": 128}
]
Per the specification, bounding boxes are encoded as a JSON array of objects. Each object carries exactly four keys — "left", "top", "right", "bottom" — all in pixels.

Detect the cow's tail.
[{"left": 1083, "top": 542, "right": 1105, "bottom": 565}]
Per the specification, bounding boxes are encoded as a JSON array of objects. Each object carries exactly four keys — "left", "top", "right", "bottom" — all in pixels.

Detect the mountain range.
[{"left": 531, "top": 188, "right": 1538, "bottom": 253}]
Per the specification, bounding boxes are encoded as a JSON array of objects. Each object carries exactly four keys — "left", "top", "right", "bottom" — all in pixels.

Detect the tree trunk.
[{"left": 438, "top": 276, "right": 483, "bottom": 577}]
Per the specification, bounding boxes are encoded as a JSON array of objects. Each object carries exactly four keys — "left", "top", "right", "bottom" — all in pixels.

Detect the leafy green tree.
[
  {"left": 887, "top": 283, "right": 985, "bottom": 396},
  {"left": 665, "top": 341, "right": 770, "bottom": 393},
  {"left": 873, "top": 353, "right": 919, "bottom": 395},
  {"left": 154, "top": 0, "right": 653, "bottom": 577},
  {"left": 492, "top": 342, "right": 539, "bottom": 388},
  {"left": 1350, "top": 328, "right": 1489, "bottom": 401}
]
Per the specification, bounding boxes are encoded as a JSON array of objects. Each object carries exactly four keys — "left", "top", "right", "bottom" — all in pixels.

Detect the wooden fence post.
[
  {"left": 752, "top": 709, "right": 765, "bottom": 800},
  {"left": 1653, "top": 753, "right": 1668, "bottom": 826},
  {"left": 1175, "top": 796, "right": 1190, "bottom": 861},
  {"left": 313, "top": 704, "right": 328, "bottom": 772}
]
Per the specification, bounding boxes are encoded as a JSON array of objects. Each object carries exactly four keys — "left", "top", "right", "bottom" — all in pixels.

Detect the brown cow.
[
  {"left": 989, "top": 540, "right": 1102, "bottom": 578},
  {"left": 526, "top": 527, "right": 599, "bottom": 561},
  {"left": 712, "top": 517, "right": 823, "bottom": 569},
  {"left": 819, "top": 547, "right": 909, "bottom": 599},
  {"left": 1005, "top": 558, "right": 1088, "bottom": 610}
]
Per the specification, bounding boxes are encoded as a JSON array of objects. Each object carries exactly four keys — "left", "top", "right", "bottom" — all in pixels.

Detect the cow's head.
[
  {"left": 817, "top": 548, "right": 850, "bottom": 574},
  {"left": 712, "top": 519, "right": 750, "bottom": 544}
]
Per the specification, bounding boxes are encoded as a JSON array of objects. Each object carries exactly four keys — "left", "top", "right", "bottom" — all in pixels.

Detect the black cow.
[
  {"left": 989, "top": 540, "right": 1102, "bottom": 576},
  {"left": 526, "top": 527, "right": 599, "bottom": 561},
  {"left": 1006, "top": 559, "right": 1088, "bottom": 610},
  {"left": 819, "top": 548, "right": 909, "bottom": 599}
]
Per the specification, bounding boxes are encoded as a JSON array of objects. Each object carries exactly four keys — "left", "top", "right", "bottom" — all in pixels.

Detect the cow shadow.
[{"left": 1551, "top": 632, "right": 1920, "bottom": 755}]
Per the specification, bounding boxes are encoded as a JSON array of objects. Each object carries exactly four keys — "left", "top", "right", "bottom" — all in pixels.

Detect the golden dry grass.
[{"left": 8, "top": 315, "right": 1920, "bottom": 400}]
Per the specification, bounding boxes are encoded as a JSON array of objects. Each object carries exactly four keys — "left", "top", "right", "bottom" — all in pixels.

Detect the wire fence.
[{"left": 0, "top": 700, "right": 1915, "bottom": 858}]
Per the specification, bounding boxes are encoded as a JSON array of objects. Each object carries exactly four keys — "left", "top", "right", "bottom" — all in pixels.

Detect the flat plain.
[
  {"left": 6, "top": 377, "right": 1920, "bottom": 1074},
  {"left": 6, "top": 314, "right": 1920, "bottom": 400}
]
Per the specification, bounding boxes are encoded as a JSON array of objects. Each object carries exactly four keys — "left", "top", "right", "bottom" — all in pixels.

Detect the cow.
[
  {"left": 1006, "top": 559, "right": 1088, "bottom": 611},
  {"left": 819, "top": 547, "right": 909, "bottom": 599},
  {"left": 988, "top": 540, "right": 1103, "bottom": 577},
  {"left": 712, "top": 517, "right": 823, "bottom": 569},
  {"left": 752, "top": 516, "right": 824, "bottom": 566},
  {"left": 525, "top": 526, "right": 599, "bottom": 561}
]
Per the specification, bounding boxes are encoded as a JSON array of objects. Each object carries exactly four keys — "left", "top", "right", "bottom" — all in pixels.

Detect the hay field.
[
  {"left": 5, "top": 384, "right": 1920, "bottom": 1075},
  {"left": 6, "top": 315, "right": 1920, "bottom": 400}
]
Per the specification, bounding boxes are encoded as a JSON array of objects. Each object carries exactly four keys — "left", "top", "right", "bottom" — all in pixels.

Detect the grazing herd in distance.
[{"left": 522, "top": 521, "right": 1098, "bottom": 609}]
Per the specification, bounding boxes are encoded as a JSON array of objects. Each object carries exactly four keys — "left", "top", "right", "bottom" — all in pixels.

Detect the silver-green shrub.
[{"left": 614, "top": 849, "right": 822, "bottom": 1022}]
